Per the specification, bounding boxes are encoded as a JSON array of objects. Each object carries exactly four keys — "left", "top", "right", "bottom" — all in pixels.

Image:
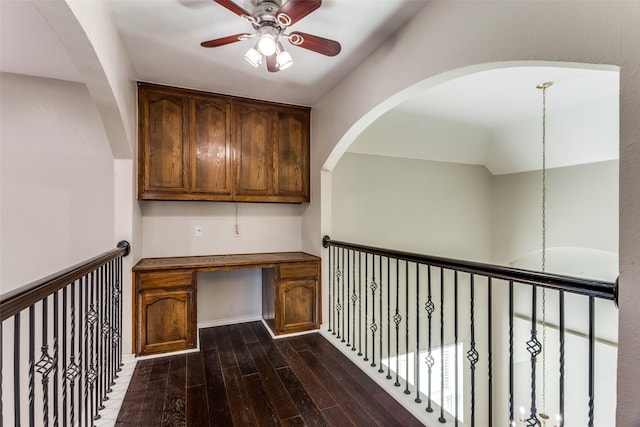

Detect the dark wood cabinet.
[
  {"left": 133, "top": 253, "right": 320, "bottom": 356},
  {"left": 275, "top": 262, "right": 318, "bottom": 334},
  {"left": 138, "top": 83, "right": 310, "bottom": 203},
  {"left": 134, "top": 269, "right": 196, "bottom": 356}
]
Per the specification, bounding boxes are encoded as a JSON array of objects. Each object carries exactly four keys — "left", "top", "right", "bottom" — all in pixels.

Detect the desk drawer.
[
  {"left": 137, "top": 270, "right": 194, "bottom": 290},
  {"left": 279, "top": 262, "right": 318, "bottom": 279}
]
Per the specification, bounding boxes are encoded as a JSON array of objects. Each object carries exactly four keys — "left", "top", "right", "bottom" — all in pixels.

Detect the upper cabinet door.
[
  {"left": 274, "top": 108, "right": 310, "bottom": 201},
  {"left": 234, "top": 102, "right": 274, "bottom": 199},
  {"left": 191, "top": 97, "right": 233, "bottom": 197},
  {"left": 139, "top": 88, "right": 189, "bottom": 196}
]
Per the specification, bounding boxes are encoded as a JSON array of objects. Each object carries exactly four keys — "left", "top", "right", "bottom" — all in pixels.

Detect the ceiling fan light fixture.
[
  {"left": 257, "top": 26, "right": 278, "bottom": 56},
  {"left": 276, "top": 43, "right": 293, "bottom": 70},
  {"left": 244, "top": 46, "right": 262, "bottom": 68}
]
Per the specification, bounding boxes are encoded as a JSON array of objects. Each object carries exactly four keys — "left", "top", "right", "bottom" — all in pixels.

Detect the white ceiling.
[{"left": 0, "top": 1, "right": 620, "bottom": 174}]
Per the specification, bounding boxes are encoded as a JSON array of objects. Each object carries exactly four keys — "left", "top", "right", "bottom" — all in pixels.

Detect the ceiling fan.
[{"left": 201, "top": 0, "right": 341, "bottom": 72}]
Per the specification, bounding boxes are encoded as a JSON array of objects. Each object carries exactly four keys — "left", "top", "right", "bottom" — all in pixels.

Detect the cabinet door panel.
[
  {"left": 235, "top": 103, "right": 273, "bottom": 196},
  {"left": 138, "top": 288, "right": 195, "bottom": 355},
  {"left": 142, "top": 92, "right": 189, "bottom": 192},
  {"left": 278, "top": 279, "right": 317, "bottom": 333},
  {"left": 275, "top": 110, "right": 309, "bottom": 200},
  {"left": 192, "top": 97, "right": 232, "bottom": 195}
]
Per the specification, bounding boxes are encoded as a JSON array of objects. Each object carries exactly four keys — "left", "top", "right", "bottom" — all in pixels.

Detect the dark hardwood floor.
[{"left": 116, "top": 322, "right": 424, "bottom": 426}]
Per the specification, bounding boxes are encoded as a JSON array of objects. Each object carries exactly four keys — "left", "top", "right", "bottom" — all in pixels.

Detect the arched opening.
[{"left": 322, "top": 62, "right": 619, "bottom": 425}]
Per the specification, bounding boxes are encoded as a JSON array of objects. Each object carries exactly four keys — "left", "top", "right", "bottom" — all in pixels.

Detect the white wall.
[
  {"left": 0, "top": 73, "right": 115, "bottom": 291},
  {"left": 332, "top": 153, "right": 493, "bottom": 262},
  {"left": 493, "top": 160, "right": 619, "bottom": 273}
]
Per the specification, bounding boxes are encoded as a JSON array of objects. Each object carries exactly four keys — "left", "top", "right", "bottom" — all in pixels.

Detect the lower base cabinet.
[{"left": 135, "top": 269, "right": 196, "bottom": 356}]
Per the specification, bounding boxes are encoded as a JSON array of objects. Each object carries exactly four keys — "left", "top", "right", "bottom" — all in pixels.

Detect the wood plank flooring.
[{"left": 116, "top": 322, "right": 424, "bottom": 426}]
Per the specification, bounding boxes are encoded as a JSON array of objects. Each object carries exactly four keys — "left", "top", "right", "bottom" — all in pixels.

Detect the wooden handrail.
[
  {"left": 0, "top": 241, "right": 130, "bottom": 321},
  {"left": 322, "top": 235, "right": 617, "bottom": 303}
]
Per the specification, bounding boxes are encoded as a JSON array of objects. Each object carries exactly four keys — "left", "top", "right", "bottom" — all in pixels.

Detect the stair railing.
[
  {"left": 322, "top": 236, "right": 617, "bottom": 427},
  {"left": 1, "top": 241, "right": 130, "bottom": 426}
]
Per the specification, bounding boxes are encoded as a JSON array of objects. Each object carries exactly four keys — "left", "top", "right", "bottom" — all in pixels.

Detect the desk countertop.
[{"left": 133, "top": 251, "right": 320, "bottom": 272}]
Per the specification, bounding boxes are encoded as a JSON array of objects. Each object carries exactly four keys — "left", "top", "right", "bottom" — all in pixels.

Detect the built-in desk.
[{"left": 133, "top": 252, "right": 321, "bottom": 356}]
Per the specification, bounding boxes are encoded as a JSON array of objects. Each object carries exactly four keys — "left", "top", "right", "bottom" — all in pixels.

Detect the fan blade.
[
  {"left": 213, "top": 0, "right": 253, "bottom": 18},
  {"left": 201, "top": 33, "right": 252, "bottom": 47},
  {"left": 276, "top": 0, "right": 321, "bottom": 27},
  {"left": 266, "top": 54, "right": 279, "bottom": 72},
  {"left": 288, "top": 31, "right": 341, "bottom": 56}
]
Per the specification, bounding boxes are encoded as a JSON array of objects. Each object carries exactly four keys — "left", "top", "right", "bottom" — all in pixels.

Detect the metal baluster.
[
  {"left": 378, "top": 256, "right": 384, "bottom": 373},
  {"left": 347, "top": 249, "right": 351, "bottom": 346},
  {"left": 28, "top": 305, "right": 36, "bottom": 426},
  {"left": 405, "top": 261, "right": 410, "bottom": 395},
  {"left": 89, "top": 270, "right": 99, "bottom": 422},
  {"left": 415, "top": 263, "right": 422, "bottom": 404},
  {"left": 559, "top": 290, "right": 565, "bottom": 427},
  {"left": 439, "top": 268, "right": 446, "bottom": 423},
  {"left": 328, "top": 246, "right": 336, "bottom": 335},
  {"left": 62, "top": 286, "right": 68, "bottom": 427},
  {"left": 97, "top": 265, "right": 105, "bottom": 416},
  {"left": 0, "top": 316, "right": 3, "bottom": 425},
  {"left": 337, "top": 247, "right": 343, "bottom": 341},
  {"left": 363, "top": 252, "right": 368, "bottom": 360},
  {"left": 386, "top": 256, "right": 392, "bottom": 380},
  {"left": 108, "top": 261, "right": 115, "bottom": 393},
  {"left": 370, "top": 254, "right": 378, "bottom": 367},
  {"left": 467, "top": 274, "right": 479, "bottom": 427},
  {"left": 426, "top": 265, "right": 434, "bottom": 413},
  {"left": 355, "top": 251, "right": 360, "bottom": 354},
  {"left": 13, "top": 313, "right": 21, "bottom": 424},
  {"left": 588, "top": 296, "right": 595, "bottom": 427},
  {"left": 117, "top": 256, "right": 124, "bottom": 372},
  {"left": 509, "top": 281, "right": 514, "bottom": 426},
  {"left": 53, "top": 290, "right": 60, "bottom": 427},
  {"left": 81, "top": 274, "right": 88, "bottom": 427},
  {"left": 454, "top": 271, "right": 459, "bottom": 427},
  {"left": 36, "top": 296, "right": 55, "bottom": 426},
  {"left": 394, "top": 258, "right": 401, "bottom": 387},
  {"left": 487, "top": 277, "right": 493, "bottom": 427},
  {"left": 526, "top": 285, "right": 541, "bottom": 427}
]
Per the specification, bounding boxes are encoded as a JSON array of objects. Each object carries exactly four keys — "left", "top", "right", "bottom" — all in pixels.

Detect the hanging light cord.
[{"left": 537, "top": 81, "right": 553, "bottom": 423}]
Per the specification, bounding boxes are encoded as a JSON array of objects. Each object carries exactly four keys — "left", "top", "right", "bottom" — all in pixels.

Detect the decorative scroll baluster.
[
  {"left": 363, "top": 253, "right": 367, "bottom": 359},
  {"left": 386, "top": 257, "right": 392, "bottom": 380},
  {"left": 415, "top": 263, "right": 421, "bottom": 404},
  {"left": 347, "top": 250, "right": 351, "bottom": 347},
  {"left": 358, "top": 252, "right": 362, "bottom": 356},
  {"left": 439, "top": 268, "right": 446, "bottom": 423},
  {"left": 336, "top": 248, "right": 343, "bottom": 340},
  {"left": 378, "top": 257, "right": 384, "bottom": 374},
  {"left": 394, "top": 258, "right": 402, "bottom": 387},
  {"left": 53, "top": 290, "right": 60, "bottom": 426},
  {"left": 527, "top": 285, "right": 542, "bottom": 427},
  {"left": 467, "top": 274, "right": 479, "bottom": 427},
  {"left": 36, "top": 297, "right": 55, "bottom": 426},
  {"left": 370, "top": 255, "right": 378, "bottom": 367},
  {"left": 425, "top": 265, "right": 434, "bottom": 413},
  {"left": 329, "top": 245, "right": 333, "bottom": 333}
]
